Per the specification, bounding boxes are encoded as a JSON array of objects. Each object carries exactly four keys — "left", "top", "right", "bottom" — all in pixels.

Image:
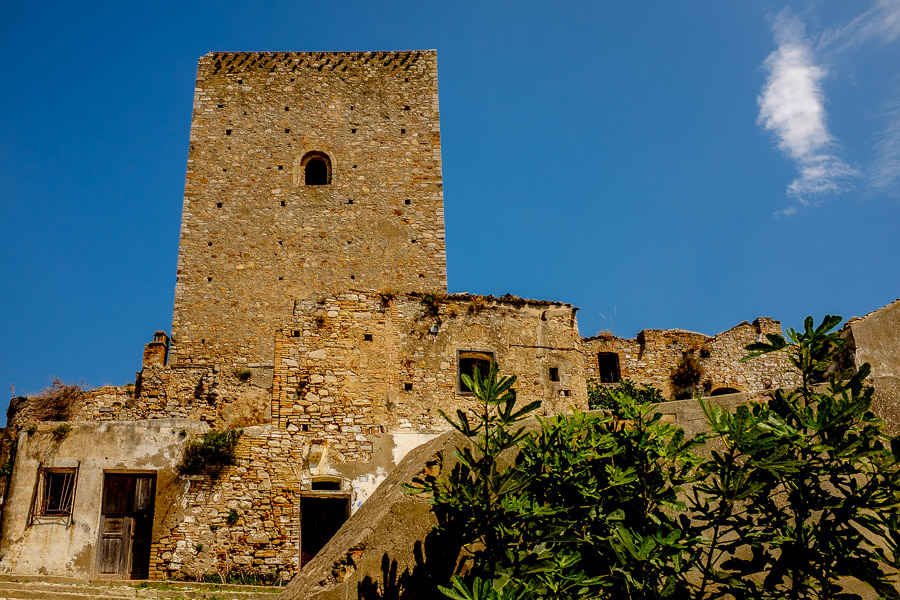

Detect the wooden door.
[{"left": 97, "top": 474, "right": 156, "bottom": 579}]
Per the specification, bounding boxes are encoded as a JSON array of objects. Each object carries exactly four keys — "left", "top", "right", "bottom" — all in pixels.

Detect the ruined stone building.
[{"left": 0, "top": 50, "right": 888, "bottom": 583}]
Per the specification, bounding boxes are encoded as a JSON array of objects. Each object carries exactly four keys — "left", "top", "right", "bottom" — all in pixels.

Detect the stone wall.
[
  {"left": 5, "top": 372, "right": 271, "bottom": 432},
  {"left": 170, "top": 51, "right": 447, "bottom": 367},
  {"left": 583, "top": 318, "right": 800, "bottom": 399},
  {"left": 128, "top": 292, "right": 587, "bottom": 580},
  {"left": 273, "top": 291, "right": 588, "bottom": 438}
]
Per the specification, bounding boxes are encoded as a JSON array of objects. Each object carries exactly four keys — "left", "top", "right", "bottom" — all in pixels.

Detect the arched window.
[
  {"left": 301, "top": 151, "right": 332, "bottom": 185},
  {"left": 710, "top": 387, "right": 741, "bottom": 396}
]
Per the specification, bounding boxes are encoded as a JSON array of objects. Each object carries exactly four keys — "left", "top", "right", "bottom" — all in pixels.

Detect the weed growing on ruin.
[
  {"left": 226, "top": 509, "right": 240, "bottom": 525},
  {"left": 50, "top": 423, "right": 72, "bottom": 439},
  {"left": 670, "top": 349, "right": 704, "bottom": 399},
  {"left": 31, "top": 378, "right": 83, "bottom": 421},
  {"left": 198, "top": 566, "right": 285, "bottom": 586},
  {"left": 0, "top": 461, "right": 12, "bottom": 476},
  {"left": 178, "top": 429, "right": 242, "bottom": 475},
  {"left": 233, "top": 367, "right": 253, "bottom": 382},
  {"left": 420, "top": 292, "right": 446, "bottom": 316},
  {"left": 587, "top": 377, "right": 665, "bottom": 411},
  {"left": 26, "top": 424, "right": 37, "bottom": 436}
]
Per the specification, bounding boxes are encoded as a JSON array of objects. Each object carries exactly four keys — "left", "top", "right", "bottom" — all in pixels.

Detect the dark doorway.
[
  {"left": 597, "top": 353, "right": 621, "bottom": 384},
  {"left": 300, "top": 495, "right": 349, "bottom": 567},
  {"left": 96, "top": 473, "right": 156, "bottom": 579}
]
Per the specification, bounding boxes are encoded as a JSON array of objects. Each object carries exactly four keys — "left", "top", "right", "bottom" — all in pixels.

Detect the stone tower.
[{"left": 170, "top": 51, "right": 447, "bottom": 366}]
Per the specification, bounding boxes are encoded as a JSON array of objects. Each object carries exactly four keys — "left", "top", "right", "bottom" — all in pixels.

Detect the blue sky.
[{"left": 1, "top": 1, "right": 898, "bottom": 414}]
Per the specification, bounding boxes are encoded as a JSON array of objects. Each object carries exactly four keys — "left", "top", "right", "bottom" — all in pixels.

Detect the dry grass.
[{"left": 30, "top": 378, "right": 83, "bottom": 422}]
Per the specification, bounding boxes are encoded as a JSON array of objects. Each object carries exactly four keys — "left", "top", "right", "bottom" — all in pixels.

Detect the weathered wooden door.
[{"left": 97, "top": 473, "right": 156, "bottom": 579}]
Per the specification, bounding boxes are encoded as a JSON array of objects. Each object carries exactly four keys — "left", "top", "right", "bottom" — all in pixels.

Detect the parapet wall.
[{"left": 583, "top": 318, "right": 800, "bottom": 399}]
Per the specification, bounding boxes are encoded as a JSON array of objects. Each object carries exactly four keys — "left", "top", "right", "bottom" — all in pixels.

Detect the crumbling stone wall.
[
  {"left": 170, "top": 51, "right": 447, "bottom": 367},
  {"left": 583, "top": 318, "right": 800, "bottom": 399},
  {"left": 273, "top": 291, "right": 588, "bottom": 437},
  {"left": 142, "top": 292, "right": 587, "bottom": 580},
  {"left": 5, "top": 371, "right": 271, "bottom": 432}
]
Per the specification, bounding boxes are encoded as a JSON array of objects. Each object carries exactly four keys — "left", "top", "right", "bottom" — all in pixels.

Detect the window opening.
[
  {"left": 404, "top": 383, "right": 413, "bottom": 391},
  {"left": 458, "top": 350, "right": 494, "bottom": 393},
  {"left": 597, "top": 353, "right": 621, "bottom": 384},
  {"left": 311, "top": 479, "right": 341, "bottom": 491},
  {"left": 302, "top": 152, "right": 332, "bottom": 185},
  {"left": 549, "top": 367, "right": 560, "bottom": 382},
  {"left": 28, "top": 463, "right": 80, "bottom": 526},
  {"left": 363, "top": 334, "right": 373, "bottom": 342},
  {"left": 40, "top": 469, "right": 76, "bottom": 516}
]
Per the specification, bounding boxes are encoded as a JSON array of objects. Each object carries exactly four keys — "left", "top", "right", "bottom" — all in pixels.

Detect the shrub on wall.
[
  {"left": 587, "top": 378, "right": 665, "bottom": 411},
  {"left": 178, "top": 429, "right": 242, "bottom": 475},
  {"left": 670, "top": 350, "right": 704, "bottom": 399}
]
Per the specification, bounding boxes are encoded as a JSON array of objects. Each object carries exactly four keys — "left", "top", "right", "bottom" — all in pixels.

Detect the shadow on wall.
[{"left": 356, "top": 529, "right": 461, "bottom": 600}]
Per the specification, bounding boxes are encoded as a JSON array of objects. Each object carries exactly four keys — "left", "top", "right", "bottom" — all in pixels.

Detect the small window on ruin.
[
  {"left": 404, "top": 382, "right": 413, "bottom": 391},
  {"left": 34, "top": 468, "right": 78, "bottom": 518},
  {"left": 405, "top": 199, "right": 411, "bottom": 205},
  {"left": 225, "top": 129, "right": 232, "bottom": 135},
  {"left": 363, "top": 334, "right": 373, "bottom": 342},
  {"left": 458, "top": 350, "right": 494, "bottom": 394},
  {"left": 549, "top": 367, "right": 560, "bottom": 382},
  {"left": 311, "top": 479, "right": 341, "bottom": 491},
  {"left": 597, "top": 353, "right": 621, "bottom": 384},
  {"left": 302, "top": 151, "right": 332, "bottom": 186}
]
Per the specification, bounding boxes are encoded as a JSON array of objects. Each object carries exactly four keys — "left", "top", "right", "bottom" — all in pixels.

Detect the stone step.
[{"left": 0, "top": 576, "right": 283, "bottom": 600}]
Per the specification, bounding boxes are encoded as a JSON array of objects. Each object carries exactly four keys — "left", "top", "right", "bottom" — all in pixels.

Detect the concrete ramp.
[{"left": 282, "top": 430, "right": 467, "bottom": 600}]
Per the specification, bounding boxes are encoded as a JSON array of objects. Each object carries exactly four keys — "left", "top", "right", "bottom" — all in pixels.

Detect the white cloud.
[
  {"left": 818, "top": 0, "right": 900, "bottom": 54},
  {"left": 757, "top": 12, "right": 858, "bottom": 212},
  {"left": 869, "top": 97, "right": 900, "bottom": 196}
]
